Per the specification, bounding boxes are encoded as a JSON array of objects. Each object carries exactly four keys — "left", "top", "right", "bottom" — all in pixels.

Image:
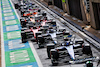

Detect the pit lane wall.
[{"left": 0, "top": 0, "right": 42, "bottom": 67}]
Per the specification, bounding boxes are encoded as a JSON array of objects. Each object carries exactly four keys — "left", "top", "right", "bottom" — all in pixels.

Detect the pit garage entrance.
[
  {"left": 53, "top": 0, "right": 63, "bottom": 10},
  {"left": 68, "top": 0, "right": 83, "bottom": 20},
  {"left": 92, "top": 3, "right": 100, "bottom": 29}
]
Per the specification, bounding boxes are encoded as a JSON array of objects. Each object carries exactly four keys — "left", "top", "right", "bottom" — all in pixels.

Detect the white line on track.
[
  {"left": 0, "top": 0, "right": 43, "bottom": 67},
  {"left": 29, "top": 41, "right": 43, "bottom": 67},
  {"left": 0, "top": 0, "right": 6, "bottom": 67},
  {"left": 9, "top": 0, "right": 20, "bottom": 20}
]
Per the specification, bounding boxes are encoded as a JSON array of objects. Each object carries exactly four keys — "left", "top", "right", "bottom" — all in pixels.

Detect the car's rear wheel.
[
  {"left": 51, "top": 49, "right": 59, "bottom": 66},
  {"left": 47, "top": 44, "right": 55, "bottom": 58}
]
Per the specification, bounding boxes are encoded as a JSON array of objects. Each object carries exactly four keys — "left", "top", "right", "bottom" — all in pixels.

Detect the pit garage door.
[
  {"left": 92, "top": 3, "right": 100, "bottom": 29},
  {"left": 44, "top": 0, "right": 48, "bottom": 3},
  {"left": 68, "top": 0, "right": 83, "bottom": 20},
  {"left": 54, "top": 0, "right": 63, "bottom": 10}
]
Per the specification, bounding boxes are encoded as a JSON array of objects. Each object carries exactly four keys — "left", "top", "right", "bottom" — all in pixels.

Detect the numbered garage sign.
[{"left": 0, "top": 0, "right": 43, "bottom": 67}]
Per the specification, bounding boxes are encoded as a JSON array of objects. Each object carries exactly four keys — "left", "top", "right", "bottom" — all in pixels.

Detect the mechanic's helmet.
[{"left": 49, "top": 29, "right": 54, "bottom": 33}]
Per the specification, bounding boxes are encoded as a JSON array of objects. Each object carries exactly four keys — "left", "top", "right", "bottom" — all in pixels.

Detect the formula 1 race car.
[
  {"left": 36, "top": 27, "right": 66, "bottom": 48},
  {"left": 46, "top": 31, "right": 76, "bottom": 58},
  {"left": 21, "top": 19, "right": 57, "bottom": 43},
  {"left": 50, "top": 40, "right": 99, "bottom": 66},
  {"left": 20, "top": 13, "right": 47, "bottom": 28},
  {"left": 19, "top": 7, "right": 47, "bottom": 28}
]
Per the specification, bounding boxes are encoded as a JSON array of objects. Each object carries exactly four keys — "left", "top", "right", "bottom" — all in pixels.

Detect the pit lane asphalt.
[{"left": 11, "top": 0, "right": 100, "bottom": 67}]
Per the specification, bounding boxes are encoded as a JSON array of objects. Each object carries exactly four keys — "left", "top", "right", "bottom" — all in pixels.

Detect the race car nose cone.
[
  {"left": 85, "top": 44, "right": 90, "bottom": 46},
  {"left": 69, "top": 61, "right": 74, "bottom": 64},
  {"left": 70, "top": 42, "right": 73, "bottom": 45}
]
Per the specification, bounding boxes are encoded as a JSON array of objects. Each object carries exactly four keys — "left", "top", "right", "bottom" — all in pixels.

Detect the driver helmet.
[{"left": 49, "top": 29, "right": 54, "bottom": 33}]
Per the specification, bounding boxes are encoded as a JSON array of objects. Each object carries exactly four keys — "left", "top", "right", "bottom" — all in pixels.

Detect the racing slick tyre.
[
  {"left": 14, "top": 3, "right": 19, "bottom": 9},
  {"left": 21, "top": 28, "right": 27, "bottom": 31},
  {"left": 51, "top": 49, "right": 59, "bottom": 66},
  {"left": 42, "top": 13, "right": 47, "bottom": 16},
  {"left": 86, "top": 61, "right": 93, "bottom": 67},
  {"left": 47, "top": 44, "right": 55, "bottom": 58},
  {"left": 82, "top": 44, "right": 92, "bottom": 56},
  {"left": 20, "top": 19, "right": 27, "bottom": 28},
  {"left": 38, "top": 35, "right": 45, "bottom": 48},
  {"left": 36, "top": 31, "right": 42, "bottom": 43},
  {"left": 29, "top": 37, "right": 36, "bottom": 42},
  {"left": 21, "top": 31, "right": 27, "bottom": 43}
]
